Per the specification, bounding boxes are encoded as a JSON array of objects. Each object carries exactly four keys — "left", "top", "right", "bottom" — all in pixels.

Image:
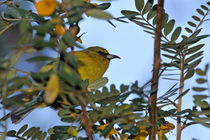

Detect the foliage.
[
  {"left": 120, "top": 0, "right": 210, "bottom": 139},
  {"left": 0, "top": 0, "right": 210, "bottom": 140}
]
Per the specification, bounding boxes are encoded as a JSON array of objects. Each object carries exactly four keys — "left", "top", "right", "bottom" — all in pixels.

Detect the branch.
[
  {"left": 149, "top": 0, "right": 165, "bottom": 140},
  {"left": 181, "top": 122, "right": 198, "bottom": 130},
  {"left": 0, "top": 23, "right": 13, "bottom": 36},
  {"left": 81, "top": 105, "right": 93, "bottom": 140}
]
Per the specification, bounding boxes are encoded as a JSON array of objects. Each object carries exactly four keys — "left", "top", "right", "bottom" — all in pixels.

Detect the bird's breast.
[{"left": 74, "top": 51, "right": 109, "bottom": 84}]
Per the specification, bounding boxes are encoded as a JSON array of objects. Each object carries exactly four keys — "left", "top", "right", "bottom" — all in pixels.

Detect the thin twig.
[
  {"left": 12, "top": 67, "right": 31, "bottom": 75},
  {"left": 181, "top": 122, "right": 198, "bottom": 130},
  {"left": 0, "top": 23, "right": 13, "bottom": 36}
]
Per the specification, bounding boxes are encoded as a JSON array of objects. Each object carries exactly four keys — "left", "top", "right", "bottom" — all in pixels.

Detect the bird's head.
[{"left": 86, "top": 46, "right": 120, "bottom": 60}]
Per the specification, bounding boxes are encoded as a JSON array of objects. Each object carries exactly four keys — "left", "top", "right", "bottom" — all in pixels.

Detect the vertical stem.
[
  {"left": 149, "top": 0, "right": 164, "bottom": 140},
  {"left": 176, "top": 54, "right": 185, "bottom": 140},
  {"left": 81, "top": 105, "right": 93, "bottom": 140}
]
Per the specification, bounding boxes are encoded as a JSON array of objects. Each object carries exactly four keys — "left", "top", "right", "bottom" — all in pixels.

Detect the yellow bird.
[
  {"left": 5, "top": 46, "right": 120, "bottom": 123},
  {"left": 72, "top": 46, "right": 120, "bottom": 83}
]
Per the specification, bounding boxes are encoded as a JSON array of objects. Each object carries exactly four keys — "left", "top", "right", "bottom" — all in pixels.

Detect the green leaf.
[
  {"left": 31, "top": 128, "right": 42, "bottom": 140},
  {"left": 185, "top": 27, "right": 193, "bottom": 33},
  {"left": 201, "top": 5, "right": 208, "bottom": 10},
  {"left": 27, "top": 127, "right": 38, "bottom": 139},
  {"left": 9, "top": 50, "right": 24, "bottom": 67},
  {"left": 130, "top": 19, "right": 153, "bottom": 30},
  {"left": 62, "top": 31, "right": 82, "bottom": 49},
  {"left": 27, "top": 56, "right": 53, "bottom": 62},
  {"left": 163, "top": 13, "right": 169, "bottom": 26},
  {"left": 38, "top": 132, "right": 47, "bottom": 140},
  {"left": 161, "top": 48, "right": 177, "bottom": 54},
  {"left": 185, "top": 57, "right": 203, "bottom": 70},
  {"left": 192, "top": 16, "right": 200, "bottom": 21},
  {"left": 192, "top": 87, "right": 208, "bottom": 92},
  {"left": 174, "top": 89, "right": 190, "bottom": 101},
  {"left": 204, "top": 64, "right": 209, "bottom": 74},
  {"left": 171, "top": 27, "right": 182, "bottom": 42},
  {"left": 143, "top": 30, "right": 155, "bottom": 35},
  {"left": 142, "top": 0, "right": 153, "bottom": 15},
  {"left": 86, "top": 9, "right": 113, "bottom": 19},
  {"left": 164, "top": 19, "right": 175, "bottom": 36},
  {"left": 193, "top": 118, "right": 210, "bottom": 123},
  {"left": 127, "top": 126, "right": 140, "bottom": 135},
  {"left": 162, "top": 54, "right": 179, "bottom": 61},
  {"left": 152, "top": 16, "right": 157, "bottom": 25},
  {"left": 7, "top": 130, "right": 16, "bottom": 137},
  {"left": 147, "top": 7, "right": 156, "bottom": 20},
  {"left": 207, "top": 2, "right": 210, "bottom": 5},
  {"left": 196, "top": 78, "right": 207, "bottom": 84},
  {"left": 17, "top": 124, "right": 28, "bottom": 135},
  {"left": 50, "top": 133, "right": 70, "bottom": 140},
  {"left": 188, "top": 28, "right": 202, "bottom": 39},
  {"left": 20, "top": 20, "right": 30, "bottom": 33},
  {"left": 22, "top": 127, "right": 35, "bottom": 137},
  {"left": 176, "top": 109, "right": 192, "bottom": 115},
  {"left": 88, "top": 77, "right": 108, "bottom": 89},
  {"left": 196, "top": 9, "right": 205, "bottom": 15},
  {"left": 6, "top": 6, "right": 44, "bottom": 22},
  {"left": 194, "top": 95, "right": 209, "bottom": 108},
  {"left": 135, "top": 0, "right": 144, "bottom": 12},
  {"left": 186, "top": 44, "right": 204, "bottom": 55},
  {"left": 31, "top": 72, "right": 51, "bottom": 83},
  {"left": 185, "top": 69, "right": 195, "bottom": 79},
  {"left": 188, "top": 21, "right": 196, "bottom": 27},
  {"left": 121, "top": 10, "right": 139, "bottom": 17},
  {"left": 183, "top": 35, "right": 209, "bottom": 45},
  {"left": 196, "top": 68, "right": 206, "bottom": 76},
  {"left": 120, "top": 84, "right": 129, "bottom": 92},
  {"left": 185, "top": 51, "right": 203, "bottom": 63},
  {"left": 96, "top": 3, "right": 111, "bottom": 10},
  {"left": 58, "top": 65, "right": 81, "bottom": 87}
]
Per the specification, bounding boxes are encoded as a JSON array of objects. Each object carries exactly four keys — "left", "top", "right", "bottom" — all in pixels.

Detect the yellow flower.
[
  {"left": 134, "top": 122, "right": 175, "bottom": 140},
  {"left": 55, "top": 25, "right": 66, "bottom": 35},
  {"left": 35, "top": 0, "right": 57, "bottom": 16},
  {"left": 134, "top": 126, "right": 149, "bottom": 140},
  {"left": 158, "top": 122, "right": 175, "bottom": 134},
  {"left": 157, "top": 122, "right": 175, "bottom": 140},
  {"left": 98, "top": 123, "right": 118, "bottom": 139}
]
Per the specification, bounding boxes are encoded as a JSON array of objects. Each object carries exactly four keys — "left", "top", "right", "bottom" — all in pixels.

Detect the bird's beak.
[{"left": 106, "top": 54, "right": 121, "bottom": 60}]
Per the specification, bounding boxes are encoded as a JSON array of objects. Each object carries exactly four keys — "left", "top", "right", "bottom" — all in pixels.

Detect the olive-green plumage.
[
  {"left": 73, "top": 47, "right": 117, "bottom": 83},
  {"left": 4, "top": 46, "right": 120, "bottom": 123}
]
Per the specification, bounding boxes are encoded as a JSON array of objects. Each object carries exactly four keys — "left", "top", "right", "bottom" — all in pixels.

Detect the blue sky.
[{"left": 3, "top": 0, "right": 210, "bottom": 140}]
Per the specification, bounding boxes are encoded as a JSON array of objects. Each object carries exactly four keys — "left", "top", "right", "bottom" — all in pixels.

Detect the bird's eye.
[
  {"left": 97, "top": 51, "right": 109, "bottom": 55},
  {"left": 97, "top": 51, "right": 102, "bottom": 54}
]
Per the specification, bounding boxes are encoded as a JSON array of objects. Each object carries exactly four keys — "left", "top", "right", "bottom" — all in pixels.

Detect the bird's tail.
[{"left": 1, "top": 93, "right": 43, "bottom": 124}]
